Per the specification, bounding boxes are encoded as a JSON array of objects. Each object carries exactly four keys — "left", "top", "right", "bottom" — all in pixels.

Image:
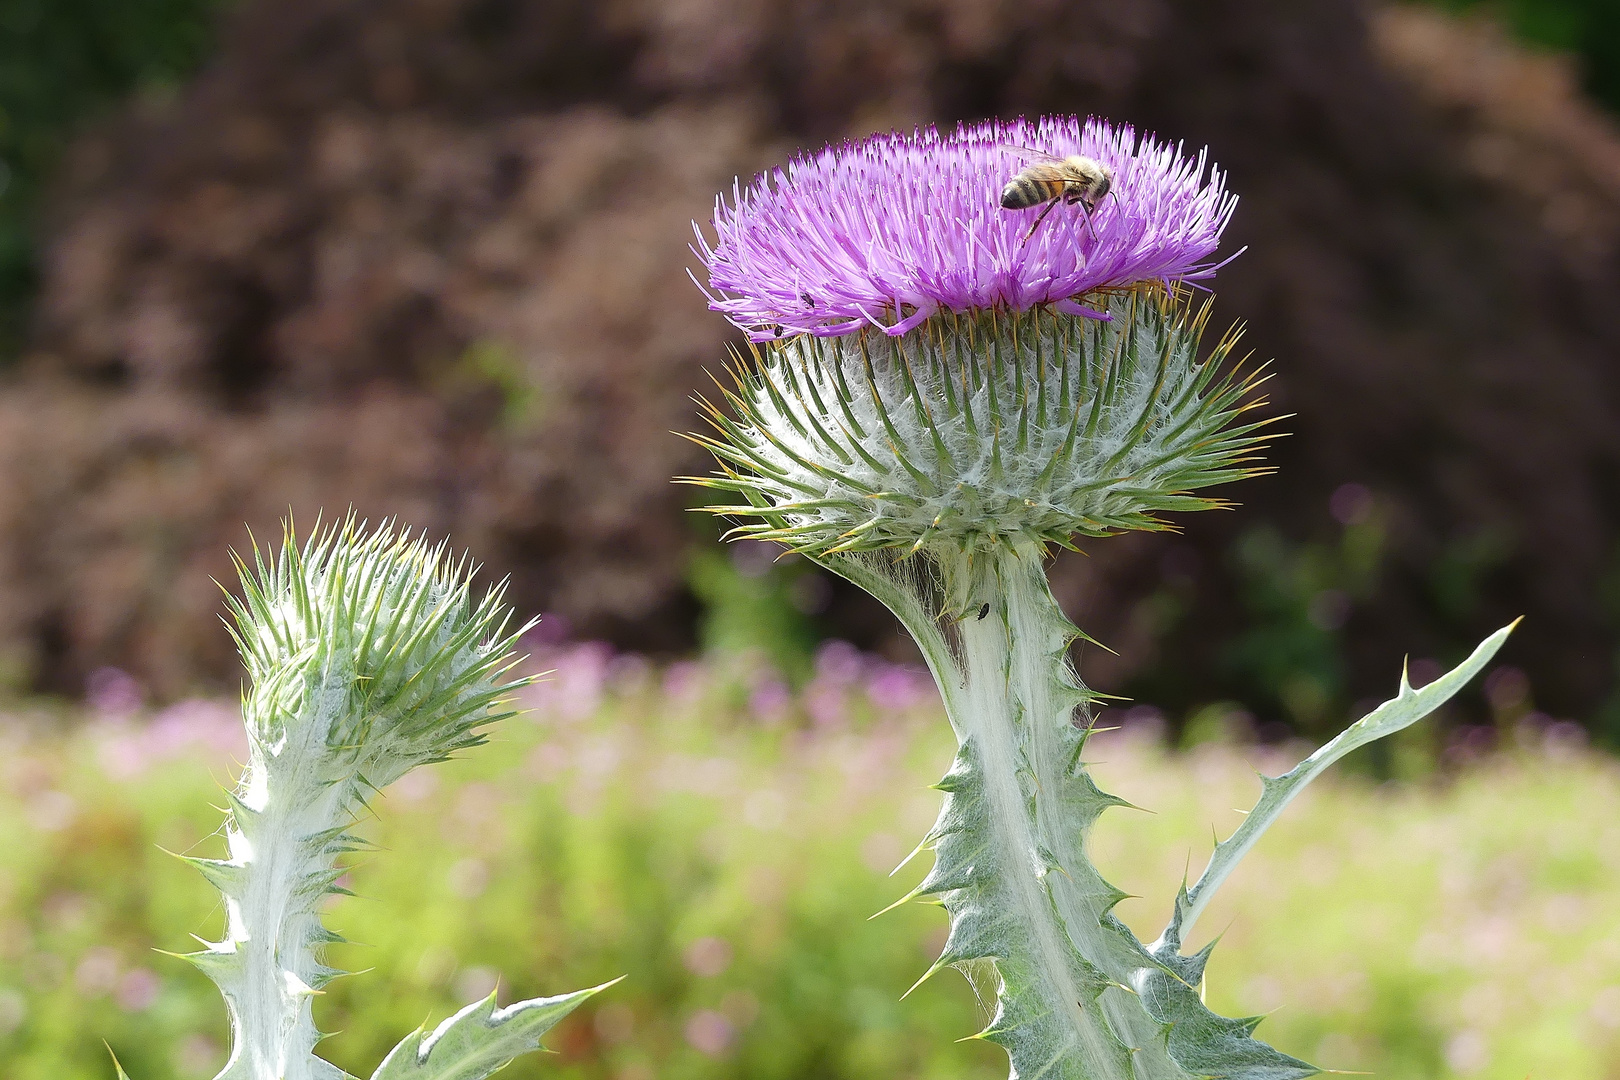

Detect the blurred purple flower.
[
  {"left": 523, "top": 641, "right": 614, "bottom": 721},
  {"left": 75, "top": 947, "right": 120, "bottom": 994},
  {"left": 151, "top": 700, "right": 246, "bottom": 756},
  {"left": 525, "top": 612, "right": 573, "bottom": 648},
  {"left": 661, "top": 659, "right": 707, "bottom": 703},
  {"left": 116, "top": 968, "right": 161, "bottom": 1012},
  {"left": 682, "top": 936, "right": 734, "bottom": 977},
  {"left": 695, "top": 116, "right": 1236, "bottom": 341},
  {"left": 86, "top": 667, "right": 143, "bottom": 718},
  {"left": 749, "top": 676, "right": 793, "bottom": 724},
  {"left": 95, "top": 699, "right": 246, "bottom": 780},
  {"left": 814, "top": 640, "right": 865, "bottom": 686},
  {"left": 685, "top": 1009, "right": 735, "bottom": 1056},
  {"left": 803, "top": 681, "right": 848, "bottom": 729},
  {"left": 865, "top": 663, "right": 935, "bottom": 712}
]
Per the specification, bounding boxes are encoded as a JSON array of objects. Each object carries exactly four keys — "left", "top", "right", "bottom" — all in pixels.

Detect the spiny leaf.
[
  {"left": 369, "top": 981, "right": 619, "bottom": 1080},
  {"left": 1156, "top": 620, "right": 1518, "bottom": 952}
]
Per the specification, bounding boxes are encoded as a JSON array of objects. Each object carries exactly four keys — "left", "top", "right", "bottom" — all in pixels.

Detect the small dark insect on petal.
[
  {"left": 801, "top": 292, "right": 815, "bottom": 306},
  {"left": 977, "top": 603, "right": 990, "bottom": 620}
]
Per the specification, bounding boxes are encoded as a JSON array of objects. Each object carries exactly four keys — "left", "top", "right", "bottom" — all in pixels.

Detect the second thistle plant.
[
  {"left": 137, "top": 520, "right": 613, "bottom": 1080},
  {"left": 689, "top": 117, "right": 1513, "bottom": 1079}
]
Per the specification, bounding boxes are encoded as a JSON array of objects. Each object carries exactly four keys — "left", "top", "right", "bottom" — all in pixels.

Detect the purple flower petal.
[{"left": 695, "top": 117, "right": 1237, "bottom": 340}]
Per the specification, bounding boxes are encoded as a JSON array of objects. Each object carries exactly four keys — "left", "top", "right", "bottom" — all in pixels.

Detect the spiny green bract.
[
  {"left": 687, "top": 287, "right": 1273, "bottom": 555},
  {"left": 224, "top": 518, "right": 530, "bottom": 795}
]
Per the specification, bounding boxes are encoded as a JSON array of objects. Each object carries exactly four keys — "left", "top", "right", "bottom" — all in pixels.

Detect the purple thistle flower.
[{"left": 694, "top": 116, "right": 1237, "bottom": 342}]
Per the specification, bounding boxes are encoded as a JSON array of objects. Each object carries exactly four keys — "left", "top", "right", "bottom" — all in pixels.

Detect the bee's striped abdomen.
[{"left": 1000, "top": 171, "right": 1062, "bottom": 209}]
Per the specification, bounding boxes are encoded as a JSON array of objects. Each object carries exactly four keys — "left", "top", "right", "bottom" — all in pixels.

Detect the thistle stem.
[
  {"left": 225, "top": 759, "right": 348, "bottom": 1078},
  {"left": 827, "top": 540, "right": 1313, "bottom": 1079},
  {"left": 939, "top": 543, "right": 1141, "bottom": 1076},
  {"left": 207, "top": 687, "right": 355, "bottom": 1080}
]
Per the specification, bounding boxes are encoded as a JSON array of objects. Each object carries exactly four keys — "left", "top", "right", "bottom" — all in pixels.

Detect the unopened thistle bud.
[
  {"left": 687, "top": 117, "right": 1511, "bottom": 1080},
  {"left": 158, "top": 520, "right": 610, "bottom": 1080}
]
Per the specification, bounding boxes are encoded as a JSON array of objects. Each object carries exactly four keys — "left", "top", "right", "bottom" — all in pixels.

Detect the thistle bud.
[
  {"left": 695, "top": 290, "right": 1268, "bottom": 556},
  {"left": 163, "top": 520, "right": 607, "bottom": 1080},
  {"left": 225, "top": 520, "right": 525, "bottom": 795}
]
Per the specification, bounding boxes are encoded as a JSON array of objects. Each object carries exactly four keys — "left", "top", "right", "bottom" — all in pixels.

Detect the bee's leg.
[
  {"left": 1077, "top": 199, "right": 1099, "bottom": 242},
  {"left": 1020, "top": 198, "right": 1061, "bottom": 243}
]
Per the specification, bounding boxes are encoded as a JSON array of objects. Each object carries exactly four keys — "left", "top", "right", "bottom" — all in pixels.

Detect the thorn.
[
  {"left": 889, "top": 836, "right": 931, "bottom": 877},
  {"left": 868, "top": 886, "right": 924, "bottom": 921},
  {"left": 284, "top": 970, "right": 324, "bottom": 998},
  {"left": 104, "top": 1041, "right": 133, "bottom": 1080},
  {"left": 900, "top": 960, "right": 947, "bottom": 1000}
]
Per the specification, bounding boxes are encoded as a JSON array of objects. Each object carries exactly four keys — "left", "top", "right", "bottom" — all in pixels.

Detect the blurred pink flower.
[
  {"left": 95, "top": 699, "right": 245, "bottom": 779},
  {"left": 74, "top": 947, "right": 120, "bottom": 994},
  {"left": 748, "top": 677, "right": 792, "bottom": 723},
  {"left": 116, "top": 968, "right": 161, "bottom": 1012},
  {"left": 865, "top": 664, "right": 934, "bottom": 712},
  {"left": 803, "top": 681, "right": 848, "bottom": 729},
  {"left": 661, "top": 660, "right": 707, "bottom": 703},
  {"left": 86, "top": 667, "right": 142, "bottom": 718},
  {"left": 682, "top": 936, "right": 734, "bottom": 978},
  {"left": 684, "top": 1009, "right": 735, "bottom": 1056},
  {"left": 814, "top": 640, "right": 864, "bottom": 686},
  {"left": 524, "top": 641, "right": 614, "bottom": 720}
]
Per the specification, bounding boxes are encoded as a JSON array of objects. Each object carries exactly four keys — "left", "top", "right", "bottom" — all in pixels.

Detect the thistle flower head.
[
  {"left": 225, "top": 518, "right": 529, "bottom": 795},
  {"left": 696, "top": 116, "right": 1236, "bottom": 342}
]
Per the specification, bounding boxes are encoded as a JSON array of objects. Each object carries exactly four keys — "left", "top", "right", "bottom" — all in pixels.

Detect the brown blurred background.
[{"left": 3, "top": 0, "right": 1620, "bottom": 739}]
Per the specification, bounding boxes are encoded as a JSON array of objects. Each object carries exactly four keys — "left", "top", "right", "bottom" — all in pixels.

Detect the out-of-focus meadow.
[{"left": 3, "top": 638, "right": 1619, "bottom": 1080}]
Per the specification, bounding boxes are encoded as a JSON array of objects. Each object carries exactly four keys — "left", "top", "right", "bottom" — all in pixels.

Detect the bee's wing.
[{"left": 998, "top": 144, "right": 1067, "bottom": 165}]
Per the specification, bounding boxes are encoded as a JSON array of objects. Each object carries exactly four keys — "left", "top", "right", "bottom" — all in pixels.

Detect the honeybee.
[{"left": 1000, "top": 150, "right": 1115, "bottom": 241}]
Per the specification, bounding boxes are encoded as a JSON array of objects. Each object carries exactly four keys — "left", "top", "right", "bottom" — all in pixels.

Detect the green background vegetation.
[{"left": 2, "top": 665, "right": 1617, "bottom": 1080}]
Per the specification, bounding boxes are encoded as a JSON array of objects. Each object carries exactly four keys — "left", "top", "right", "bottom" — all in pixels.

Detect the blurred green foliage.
[
  {"left": 1123, "top": 488, "right": 1393, "bottom": 740},
  {"left": 0, "top": 0, "right": 231, "bottom": 355},
  {"left": 687, "top": 545, "right": 825, "bottom": 683},
  {"left": 1220, "top": 511, "right": 1385, "bottom": 736},
  {"left": 1415, "top": 0, "right": 1620, "bottom": 110},
  {"left": 2, "top": 664, "right": 1619, "bottom": 1080}
]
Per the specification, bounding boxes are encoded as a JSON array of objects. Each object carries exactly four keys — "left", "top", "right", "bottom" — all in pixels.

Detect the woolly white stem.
[
  {"left": 835, "top": 541, "right": 1312, "bottom": 1079},
  {"left": 218, "top": 735, "right": 352, "bottom": 1080}
]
